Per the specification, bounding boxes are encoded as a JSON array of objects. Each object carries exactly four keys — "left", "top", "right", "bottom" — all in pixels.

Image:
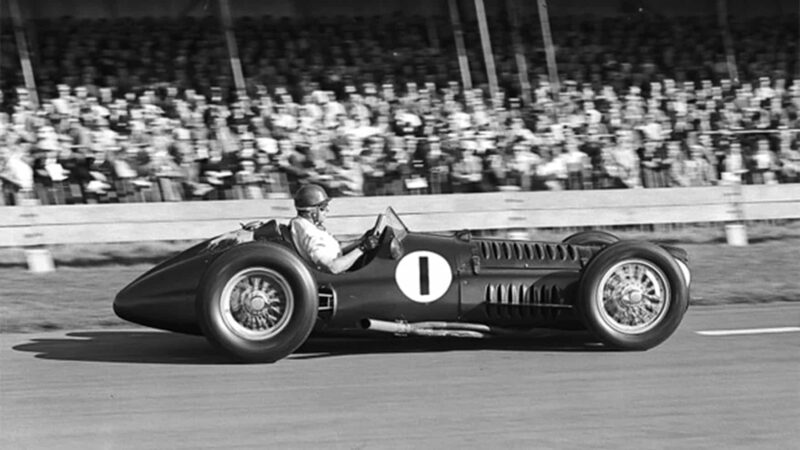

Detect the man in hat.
[{"left": 290, "top": 183, "right": 378, "bottom": 274}]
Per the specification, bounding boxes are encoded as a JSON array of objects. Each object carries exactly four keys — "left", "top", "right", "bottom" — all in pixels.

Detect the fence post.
[
  {"left": 25, "top": 248, "right": 55, "bottom": 273},
  {"left": 18, "top": 199, "right": 57, "bottom": 272},
  {"left": 724, "top": 180, "right": 749, "bottom": 246}
]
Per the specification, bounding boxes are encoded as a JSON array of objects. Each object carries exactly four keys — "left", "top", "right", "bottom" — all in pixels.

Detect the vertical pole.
[
  {"left": 537, "top": 0, "right": 559, "bottom": 96},
  {"left": 448, "top": 0, "right": 472, "bottom": 90},
  {"left": 218, "top": 0, "right": 246, "bottom": 96},
  {"left": 107, "top": 0, "right": 119, "bottom": 18},
  {"left": 8, "top": 0, "right": 39, "bottom": 108},
  {"left": 716, "top": 0, "right": 740, "bottom": 84},
  {"left": 474, "top": 0, "right": 499, "bottom": 100},
  {"left": 506, "top": 0, "right": 532, "bottom": 105},
  {"left": 724, "top": 181, "right": 748, "bottom": 246},
  {"left": 426, "top": 16, "right": 440, "bottom": 52},
  {"left": 1, "top": 0, "right": 6, "bottom": 92}
]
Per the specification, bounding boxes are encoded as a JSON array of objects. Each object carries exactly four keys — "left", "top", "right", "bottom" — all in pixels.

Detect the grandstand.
[{"left": 1, "top": 0, "right": 799, "bottom": 206}]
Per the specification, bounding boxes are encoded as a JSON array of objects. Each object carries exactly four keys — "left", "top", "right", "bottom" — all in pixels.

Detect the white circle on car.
[{"left": 395, "top": 251, "right": 452, "bottom": 303}]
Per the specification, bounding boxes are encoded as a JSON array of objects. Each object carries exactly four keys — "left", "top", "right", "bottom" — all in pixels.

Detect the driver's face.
[{"left": 317, "top": 202, "right": 330, "bottom": 222}]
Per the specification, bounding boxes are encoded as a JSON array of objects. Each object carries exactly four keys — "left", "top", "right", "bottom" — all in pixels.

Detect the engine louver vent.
[
  {"left": 477, "top": 240, "right": 578, "bottom": 263},
  {"left": 484, "top": 282, "right": 571, "bottom": 321}
]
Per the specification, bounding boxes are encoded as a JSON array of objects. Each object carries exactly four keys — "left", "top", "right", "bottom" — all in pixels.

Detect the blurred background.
[{"left": 2, "top": 0, "right": 799, "bottom": 206}]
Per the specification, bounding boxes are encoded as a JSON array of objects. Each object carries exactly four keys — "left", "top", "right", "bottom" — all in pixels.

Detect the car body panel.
[
  {"left": 115, "top": 209, "right": 689, "bottom": 339},
  {"left": 315, "top": 232, "right": 465, "bottom": 330},
  {"left": 114, "top": 243, "right": 211, "bottom": 334}
]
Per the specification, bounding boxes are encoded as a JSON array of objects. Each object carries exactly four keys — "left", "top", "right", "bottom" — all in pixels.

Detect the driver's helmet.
[{"left": 294, "top": 184, "right": 330, "bottom": 211}]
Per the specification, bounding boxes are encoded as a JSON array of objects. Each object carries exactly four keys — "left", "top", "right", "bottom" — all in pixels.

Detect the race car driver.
[{"left": 290, "top": 183, "right": 379, "bottom": 274}]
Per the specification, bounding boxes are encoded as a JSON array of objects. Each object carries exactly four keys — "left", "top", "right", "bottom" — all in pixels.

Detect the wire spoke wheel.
[
  {"left": 596, "top": 258, "right": 670, "bottom": 334},
  {"left": 579, "top": 241, "right": 688, "bottom": 350},
  {"left": 220, "top": 267, "right": 294, "bottom": 340},
  {"left": 198, "top": 242, "right": 317, "bottom": 363}
]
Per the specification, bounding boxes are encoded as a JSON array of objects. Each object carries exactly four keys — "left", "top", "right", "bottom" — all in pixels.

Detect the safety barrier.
[{"left": 2, "top": 184, "right": 800, "bottom": 248}]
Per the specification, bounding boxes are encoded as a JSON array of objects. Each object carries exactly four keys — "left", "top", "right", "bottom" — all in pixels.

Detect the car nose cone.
[{"left": 113, "top": 252, "right": 211, "bottom": 335}]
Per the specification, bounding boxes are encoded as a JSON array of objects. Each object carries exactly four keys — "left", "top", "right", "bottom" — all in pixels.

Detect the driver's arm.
[
  {"left": 340, "top": 228, "right": 377, "bottom": 253},
  {"left": 340, "top": 238, "right": 361, "bottom": 254},
  {"left": 325, "top": 248, "right": 366, "bottom": 275},
  {"left": 293, "top": 222, "right": 372, "bottom": 274}
]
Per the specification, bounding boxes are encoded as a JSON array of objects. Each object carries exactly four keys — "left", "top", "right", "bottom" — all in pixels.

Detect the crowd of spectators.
[{"left": 2, "top": 13, "right": 800, "bottom": 205}]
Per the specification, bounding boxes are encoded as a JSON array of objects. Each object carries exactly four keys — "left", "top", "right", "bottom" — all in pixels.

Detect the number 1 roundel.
[{"left": 394, "top": 251, "right": 452, "bottom": 303}]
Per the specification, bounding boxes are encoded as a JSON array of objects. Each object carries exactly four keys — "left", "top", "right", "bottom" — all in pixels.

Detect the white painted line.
[{"left": 697, "top": 327, "right": 800, "bottom": 336}]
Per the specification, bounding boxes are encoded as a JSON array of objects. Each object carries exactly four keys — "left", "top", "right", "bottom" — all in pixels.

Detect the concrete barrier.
[{"left": 1, "top": 185, "right": 799, "bottom": 249}]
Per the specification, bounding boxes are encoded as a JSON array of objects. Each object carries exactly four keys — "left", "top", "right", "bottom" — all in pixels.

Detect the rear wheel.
[
  {"left": 578, "top": 241, "right": 688, "bottom": 350},
  {"left": 197, "top": 242, "right": 317, "bottom": 363},
  {"left": 562, "top": 230, "right": 620, "bottom": 247}
]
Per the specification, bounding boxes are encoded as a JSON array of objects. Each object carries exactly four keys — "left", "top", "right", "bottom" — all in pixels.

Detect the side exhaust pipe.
[{"left": 361, "top": 319, "right": 527, "bottom": 338}]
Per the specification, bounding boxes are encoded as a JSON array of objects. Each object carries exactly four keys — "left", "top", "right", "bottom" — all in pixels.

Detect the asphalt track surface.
[{"left": 2, "top": 304, "right": 798, "bottom": 449}]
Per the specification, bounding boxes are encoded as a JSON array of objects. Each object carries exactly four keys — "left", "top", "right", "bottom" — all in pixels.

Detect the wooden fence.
[{"left": 2, "top": 184, "right": 800, "bottom": 247}]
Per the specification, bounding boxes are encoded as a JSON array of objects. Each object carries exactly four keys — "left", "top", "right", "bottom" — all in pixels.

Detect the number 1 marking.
[
  {"left": 419, "top": 256, "right": 429, "bottom": 295},
  {"left": 395, "top": 250, "right": 452, "bottom": 303}
]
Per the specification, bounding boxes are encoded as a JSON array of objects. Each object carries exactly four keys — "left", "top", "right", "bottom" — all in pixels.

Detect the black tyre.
[
  {"left": 197, "top": 242, "right": 317, "bottom": 363},
  {"left": 562, "top": 230, "right": 620, "bottom": 247},
  {"left": 578, "top": 241, "right": 688, "bottom": 350}
]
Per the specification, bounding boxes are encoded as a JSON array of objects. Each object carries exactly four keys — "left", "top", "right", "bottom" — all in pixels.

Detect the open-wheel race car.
[{"left": 114, "top": 207, "right": 691, "bottom": 363}]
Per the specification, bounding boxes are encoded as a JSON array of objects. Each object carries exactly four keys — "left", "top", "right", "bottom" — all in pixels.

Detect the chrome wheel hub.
[
  {"left": 249, "top": 295, "right": 266, "bottom": 311},
  {"left": 597, "top": 259, "right": 670, "bottom": 334},
  {"left": 220, "top": 267, "right": 293, "bottom": 340}
]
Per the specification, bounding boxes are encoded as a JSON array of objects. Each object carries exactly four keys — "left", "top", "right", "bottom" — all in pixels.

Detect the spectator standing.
[
  {"left": 58, "top": 143, "right": 95, "bottom": 203},
  {"left": 751, "top": 138, "right": 778, "bottom": 184},
  {"left": 777, "top": 131, "right": 800, "bottom": 183},
  {"left": 507, "top": 142, "right": 540, "bottom": 191},
  {"left": 603, "top": 131, "right": 641, "bottom": 188},
  {"left": 666, "top": 141, "right": 689, "bottom": 187},
  {"left": 580, "top": 129, "right": 606, "bottom": 189},
  {"left": 333, "top": 152, "right": 365, "bottom": 197},
  {"left": 234, "top": 159, "right": 265, "bottom": 199},
  {"left": 723, "top": 141, "right": 748, "bottom": 184},
  {"left": 537, "top": 143, "right": 569, "bottom": 191},
  {"left": 360, "top": 136, "right": 388, "bottom": 196},
  {"left": 0, "top": 141, "right": 35, "bottom": 204},
  {"left": 425, "top": 136, "right": 452, "bottom": 194},
  {"left": 637, "top": 139, "right": 660, "bottom": 188},
  {"left": 563, "top": 136, "right": 590, "bottom": 190},
  {"left": 684, "top": 142, "right": 717, "bottom": 186},
  {"left": 451, "top": 141, "right": 483, "bottom": 193}
]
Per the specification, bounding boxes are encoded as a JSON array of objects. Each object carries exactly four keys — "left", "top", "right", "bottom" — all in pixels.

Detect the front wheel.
[
  {"left": 578, "top": 241, "right": 688, "bottom": 350},
  {"left": 197, "top": 242, "right": 317, "bottom": 363}
]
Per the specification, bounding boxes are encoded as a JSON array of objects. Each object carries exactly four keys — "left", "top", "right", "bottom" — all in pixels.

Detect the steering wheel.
[
  {"left": 348, "top": 214, "right": 385, "bottom": 272},
  {"left": 370, "top": 213, "right": 387, "bottom": 238}
]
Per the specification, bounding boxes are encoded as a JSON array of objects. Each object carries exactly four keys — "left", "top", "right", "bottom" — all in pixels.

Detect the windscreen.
[{"left": 383, "top": 207, "right": 408, "bottom": 241}]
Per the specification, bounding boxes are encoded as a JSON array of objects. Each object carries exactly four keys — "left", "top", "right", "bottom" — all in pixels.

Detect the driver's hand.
[
  {"left": 358, "top": 229, "right": 374, "bottom": 242},
  {"left": 358, "top": 234, "right": 380, "bottom": 252},
  {"left": 240, "top": 220, "right": 262, "bottom": 231}
]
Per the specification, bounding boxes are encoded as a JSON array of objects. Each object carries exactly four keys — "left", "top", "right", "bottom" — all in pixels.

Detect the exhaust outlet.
[
  {"left": 361, "top": 318, "right": 413, "bottom": 334},
  {"left": 361, "top": 319, "right": 560, "bottom": 339},
  {"left": 360, "top": 319, "right": 508, "bottom": 338}
]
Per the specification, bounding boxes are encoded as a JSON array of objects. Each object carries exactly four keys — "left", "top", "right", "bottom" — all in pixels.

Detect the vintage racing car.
[{"left": 114, "top": 207, "right": 691, "bottom": 363}]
